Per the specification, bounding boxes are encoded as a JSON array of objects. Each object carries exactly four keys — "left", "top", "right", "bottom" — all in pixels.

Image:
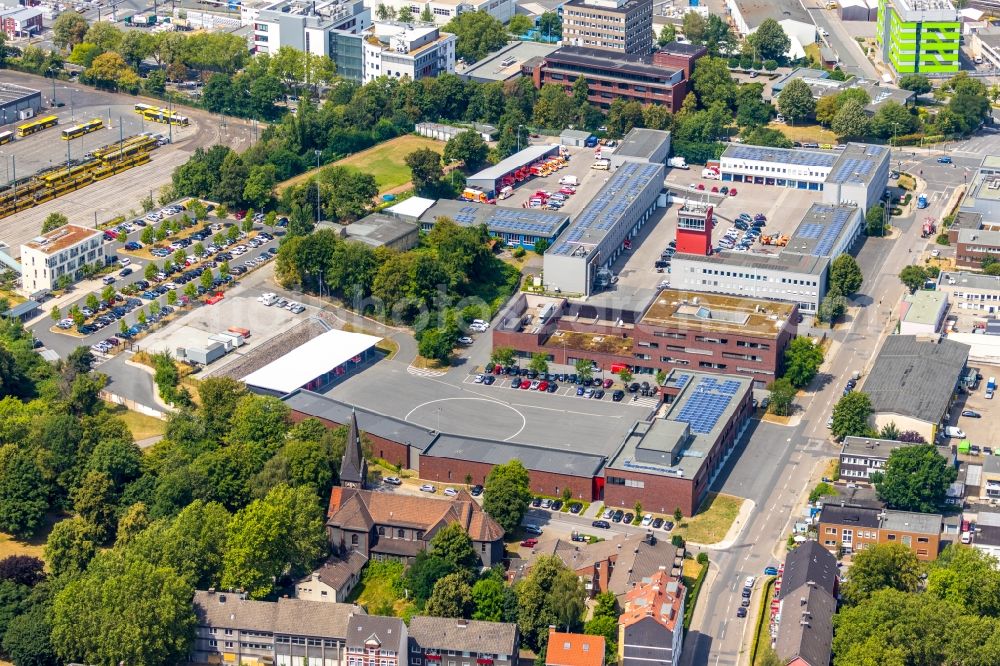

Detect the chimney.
[
  {"left": 208, "top": 588, "right": 216, "bottom": 594},
  {"left": 219, "top": 594, "right": 227, "bottom": 604},
  {"left": 456, "top": 620, "right": 468, "bottom": 628}
]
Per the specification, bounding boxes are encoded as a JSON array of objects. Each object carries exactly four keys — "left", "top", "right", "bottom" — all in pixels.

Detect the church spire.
[{"left": 340, "top": 408, "right": 367, "bottom": 488}]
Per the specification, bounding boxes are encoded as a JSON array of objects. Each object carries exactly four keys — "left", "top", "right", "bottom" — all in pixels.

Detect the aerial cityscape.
[{"left": 0, "top": 0, "right": 999, "bottom": 663}]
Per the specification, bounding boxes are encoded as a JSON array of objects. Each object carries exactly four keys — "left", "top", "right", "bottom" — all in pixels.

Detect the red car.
[
  {"left": 559, "top": 188, "right": 575, "bottom": 195},
  {"left": 603, "top": 378, "right": 614, "bottom": 388},
  {"left": 234, "top": 210, "right": 247, "bottom": 220},
  {"left": 729, "top": 188, "right": 738, "bottom": 196},
  {"left": 520, "top": 379, "right": 531, "bottom": 389},
  {"left": 711, "top": 186, "right": 719, "bottom": 193},
  {"left": 520, "top": 538, "right": 538, "bottom": 547},
  {"left": 538, "top": 380, "right": 549, "bottom": 391},
  {"left": 493, "top": 364, "right": 503, "bottom": 374},
  {"left": 696, "top": 183, "right": 706, "bottom": 190}
]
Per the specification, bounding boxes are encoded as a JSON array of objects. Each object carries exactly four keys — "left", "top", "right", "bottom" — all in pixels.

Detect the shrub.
[
  {"left": 671, "top": 534, "right": 685, "bottom": 548},
  {"left": 728, "top": 57, "right": 740, "bottom": 68},
  {"left": 512, "top": 246, "right": 526, "bottom": 258},
  {"left": 696, "top": 552, "right": 709, "bottom": 565},
  {"left": 764, "top": 59, "right": 778, "bottom": 71},
  {"left": 936, "top": 233, "right": 950, "bottom": 246}
]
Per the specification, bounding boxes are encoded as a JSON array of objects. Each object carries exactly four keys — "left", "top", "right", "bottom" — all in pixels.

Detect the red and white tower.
[{"left": 676, "top": 202, "right": 714, "bottom": 255}]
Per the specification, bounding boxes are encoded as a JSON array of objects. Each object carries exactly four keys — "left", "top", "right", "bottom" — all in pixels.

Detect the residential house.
[
  {"left": 190, "top": 589, "right": 365, "bottom": 665},
  {"left": 774, "top": 542, "right": 839, "bottom": 666},
  {"left": 971, "top": 510, "right": 1000, "bottom": 560},
  {"left": 407, "top": 616, "right": 519, "bottom": 666},
  {"left": 546, "top": 629, "right": 605, "bottom": 666},
  {"left": 346, "top": 616, "right": 407, "bottom": 666},
  {"left": 981, "top": 455, "right": 1000, "bottom": 502},
  {"left": 294, "top": 551, "right": 368, "bottom": 603},
  {"left": 514, "top": 531, "right": 681, "bottom": 599},
  {"left": 618, "top": 570, "right": 685, "bottom": 666}
]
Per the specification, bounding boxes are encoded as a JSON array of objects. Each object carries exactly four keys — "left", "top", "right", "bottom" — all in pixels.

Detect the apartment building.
[
  {"left": 19, "top": 224, "right": 104, "bottom": 297},
  {"left": 190, "top": 590, "right": 364, "bottom": 666},
  {"left": 362, "top": 22, "right": 456, "bottom": 82},
  {"left": 562, "top": 0, "right": 652, "bottom": 55},
  {"left": 818, "top": 503, "right": 943, "bottom": 559},
  {"left": 253, "top": 0, "right": 370, "bottom": 81},
  {"left": 546, "top": 629, "right": 605, "bottom": 666},
  {"left": 956, "top": 228, "right": 1000, "bottom": 270},
  {"left": 406, "top": 616, "right": 519, "bottom": 666},
  {"left": 618, "top": 570, "right": 685, "bottom": 666},
  {"left": 774, "top": 542, "right": 839, "bottom": 666},
  {"left": 840, "top": 436, "right": 953, "bottom": 483},
  {"left": 346, "top": 616, "right": 407, "bottom": 666},
  {"left": 876, "top": 0, "right": 960, "bottom": 76}
]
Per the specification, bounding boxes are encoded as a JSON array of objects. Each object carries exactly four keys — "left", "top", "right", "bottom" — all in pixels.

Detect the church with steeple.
[{"left": 340, "top": 409, "right": 368, "bottom": 489}]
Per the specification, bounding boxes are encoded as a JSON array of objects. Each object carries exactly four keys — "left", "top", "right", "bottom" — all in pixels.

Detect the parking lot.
[
  {"left": 499, "top": 143, "right": 610, "bottom": 216},
  {"left": 946, "top": 364, "right": 1000, "bottom": 450}
]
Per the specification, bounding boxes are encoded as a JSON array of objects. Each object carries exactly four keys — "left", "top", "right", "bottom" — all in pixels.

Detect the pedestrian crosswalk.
[{"left": 407, "top": 364, "right": 446, "bottom": 378}]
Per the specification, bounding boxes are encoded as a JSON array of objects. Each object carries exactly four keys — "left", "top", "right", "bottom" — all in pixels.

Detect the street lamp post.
[{"left": 517, "top": 124, "right": 524, "bottom": 152}]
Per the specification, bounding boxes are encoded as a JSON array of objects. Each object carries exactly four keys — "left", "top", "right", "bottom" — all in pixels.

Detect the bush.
[
  {"left": 902, "top": 193, "right": 912, "bottom": 205},
  {"left": 764, "top": 59, "right": 778, "bottom": 71},
  {"left": 671, "top": 534, "right": 685, "bottom": 548},
  {"left": 696, "top": 552, "right": 709, "bottom": 565},
  {"left": 512, "top": 246, "right": 526, "bottom": 258},
  {"left": 809, "top": 482, "right": 836, "bottom": 502},
  {"left": 936, "top": 233, "right": 950, "bottom": 246}
]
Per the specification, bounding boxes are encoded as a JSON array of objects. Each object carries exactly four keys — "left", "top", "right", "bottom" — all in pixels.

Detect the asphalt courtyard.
[{"left": 321, "top": 359, "right": 659, "bottom": 456}]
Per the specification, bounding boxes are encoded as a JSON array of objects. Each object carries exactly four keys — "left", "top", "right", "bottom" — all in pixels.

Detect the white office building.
[
  {"left": 362, "top": 22, "right": 456, "bottom": 82},
  {"left": 365, "top": 0, "right": 515, "bottom": 25},
  {"left": 19, "top": 224, "right": 104, "bottom": 296},
  {"left": 253, "top": 0, "right": 370, "bottom": 81}
]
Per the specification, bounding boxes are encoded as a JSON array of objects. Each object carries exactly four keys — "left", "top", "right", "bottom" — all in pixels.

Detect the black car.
[
  {"left": 612, "top": 390, "right": 625, "bottom": 402},
  {"left": 742, "top": 588, "right": 752, "bottom": 598},
  {"left": 546, "top": 383, "right": 558, "bottom": 393},
  {"left": 594, "top": 389, "right": 605, "bottom": 399},
  {"left": 569, "top": 503, "right": 582, "bottom": 514},
  {"left": 591, "top": 520, "right": 611, "bottom": 529},
  {"left": 483, "top": 375, "right": 495, "bottom": 385},
  {"left": 652, "top": 517, "right": 664, "bottom": 529},
  {"left": 628, "top": 382, "right": 640, "bottom": 393},
  {"left": 612, "top": 510, "right": 624, "bottom": 523},
  {"left": 531, "top": 497, "right": 542, "bottom": 507},
  {"left": 736, "top": 607, "right": 747, "bottom": 618},
  {"left": 568, "top": 373, "right": 578, "bottom": 383},
  {"left": 622, "top": 512, "right": 634, "bottom": 524},
  {"left": 470, "top": 485, "right": 483, "bottom": 496},
  {"left": 663, "top": 521, "right": 674, "bottom": 531},
  {"left": 551, "top": 500, "right": 563, "bottom": 511},
  {"left": 511, "top": 378, "right": 521, "bottom": 388}
]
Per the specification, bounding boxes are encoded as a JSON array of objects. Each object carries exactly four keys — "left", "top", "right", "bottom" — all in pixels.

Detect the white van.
[
  {"left": 591, "top": 160, "right": 610, "bottom": 171},
  {"left": 559, "top": 175, "right": 579, "bottom": 186},
  {"left": 945, "top": 426, "right": 966, "bottom": 439}
]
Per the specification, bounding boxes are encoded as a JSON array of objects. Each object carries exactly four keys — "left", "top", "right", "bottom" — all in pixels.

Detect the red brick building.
[
  {"left": 603, "top": 370, "right": 754, "bottom": 516},
  {"left": 653, "top": 41, "right": 708, "bottom": 80},
  {"left": 493, "top": 291, "right": 797, "bottom": 388},
  {"left": 527, "top": 45, "right": 691, "bottom": 112},
  {"left": 419, "top": 434, "right": 606, "bottom": 501}
]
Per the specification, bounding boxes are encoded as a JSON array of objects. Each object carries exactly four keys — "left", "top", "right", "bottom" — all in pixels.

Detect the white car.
[
  {"left": 474, "top": 374, "right": 485, "bottom": 383},
  {"left": 383, "top": 476, "right": 402, "bottom": 485},
  {"left": 641, "top": 513, "right": 653, "bottom": 526},
  {"left": 420, "top": 484, "right": 436, "bottom": 493},
  {"left": 603, "top": 508, "right": 614, "bottom": 520},
  {"left": 444, "top": 487, "right": 458, "bottom": 497},
  {"left": 931, "top": 250, "right": 940, "bottom": 258},
  {"left": 744, "top": 576, "right": 756, "bottom": 589},
  {"left": 120, "top": 257, "right": 131, "bottom": 266},
  {"left": 458, "top": 336, "right": 474, "bottom": 345}
]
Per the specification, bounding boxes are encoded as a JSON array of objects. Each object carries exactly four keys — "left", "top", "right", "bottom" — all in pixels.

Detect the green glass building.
[{"left": 877, "top": 0, "right": 960, "bottom": 75}]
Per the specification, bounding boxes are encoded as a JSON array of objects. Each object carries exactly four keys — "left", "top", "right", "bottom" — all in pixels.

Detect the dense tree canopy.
[
  {"left": 483, "top": 460, "right": 533, "bottom": 533},
  {"left": 870, "top": 444, "right": 957, "bottom": 512}
]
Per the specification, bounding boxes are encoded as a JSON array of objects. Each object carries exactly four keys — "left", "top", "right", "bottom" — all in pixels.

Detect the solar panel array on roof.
[
  {"left": 831, "top": 158, "right": 874, "bottom": 183},
  {"left": 548, "top": 161, "right": 662, "bottom": 256},
  {"left": 487, "top": 208, "right": 564, "bottom": 234},
  {"left": 455, "top": 205, "right": 478, "bottom": 225},
  {"left": 725, "top": 145, "right": 838, "bottom": 169},
  {"left": 797, "top": 223, "right": 823, "bottom": 239},
  {"left": 673, "top": 376, "right": 742, "bottom": 434},
  {"left": 814, "top": 208, "right": 853, "bottom": 256},
  {"left": 673, "top": 373, "right": 691, "bottom": 389}
]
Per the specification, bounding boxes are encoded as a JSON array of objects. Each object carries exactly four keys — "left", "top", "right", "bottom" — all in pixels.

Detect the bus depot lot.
[
  {"left": 321, "top": 360, "right": 655, "bottom": 457},
  {"left": 499, "top": 145, "right": 607, "bottom": 216},
  {"left": 1, "top": 93, "right": 190, "bottom": 182}
]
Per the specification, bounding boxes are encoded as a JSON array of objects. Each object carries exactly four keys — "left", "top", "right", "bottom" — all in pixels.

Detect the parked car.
[
  {"left": 736, "top": 607, "right": 747, "bottom": 618},
  {"left": 524, "top": 524, "right": 543, "bottom": 535},
  {"left": 444, "top": 487, "right": 458, "bottom": 497},
  {"left": 764, "top": 566, "right": 779, "bottom": 576},
  {"left": 520, "top": 538, "right": 538, "bottom": 547},
  {"left": 652, "top": 517, "right": 664, "bottom": 529},
  {"left": 419, "top": 484, "right": 436, "bottom": 493},
  {"left": 383, "top": 476, "right": 402, "bottom": 485},
  {"left": 612, "top": 510, "right": 624, "bottom": 523},
  {"left": 470, "top": 485, "right": 483, "bottom": 496},
  {"left": 592, "top": 520, "right": 611, "bottom": 529},
  {"left": 962, "top": 410, "right": 981, "bottom": 418}
]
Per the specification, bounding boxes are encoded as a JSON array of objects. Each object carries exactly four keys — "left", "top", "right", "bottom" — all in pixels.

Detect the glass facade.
[{"left": 330, "top": 32, "right": 364, "bottom": 82}]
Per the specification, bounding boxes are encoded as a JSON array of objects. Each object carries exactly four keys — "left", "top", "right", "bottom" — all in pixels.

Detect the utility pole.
[{"left": 314, "top": 149, "right": 322, "bottom": 224}]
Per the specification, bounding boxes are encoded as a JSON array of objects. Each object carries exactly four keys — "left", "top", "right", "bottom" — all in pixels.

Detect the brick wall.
[
  {"left": 419, "top": 455, "right": 596, "bottom": 501},
  {"left": 289, "top": 409, "right": 411, "bottom": 469}
]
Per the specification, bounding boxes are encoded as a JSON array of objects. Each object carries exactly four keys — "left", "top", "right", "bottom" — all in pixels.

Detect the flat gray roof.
[
  {"left": 1, "top": 300, "right": 39, "bottom": 318},
  {"left": 547, "top": 161, "right": 665, "bottom": 257},
  {"left": 0, "top": 83, "right": 39, "bottom": 105},
  {"left": 345, "top": 214, "right": 417, "bottom": 247},
  {"left": 422, "top": 434, "right": 607, "bottom": 478},
  {"left": 863, "top": 335, "right": 969, "bottom": 423},
  {"left": 882, "top": 510, "right": 942, "bottom": 535},
  {"left": 468, "top": 144, "right": 559, "bottom": 183},
  {"left": 842, "top": 435, "right": 913, "bottom": 458},
  {"left": 672, "top": 249, "right": 828, "bottom": 275},
  {"left": 613, "top": 128, "right": 670, "bottom": 160},
  {"left": 283, "top": 390, "right": 439, "bottom": 452},
  {"left": 942, "top": 271, "right": 1000, "bottom": 291},
  {"left": 722, "top": 144, "right": 837, "bottom": 169},
  {"left": 783, "top": 203, "right": 860, "bottom": 258},
  {"left": 958, "top": 227, "right": 1000, "bottom": 246},
  {"left": 461, "top": 40, "right": 561, "bottom": 82},
  {"left": 419, "top": 199, "right": 569, "bottom": 238},
  {"left": 560, "top": 129, "right": 592, "bottom": 141},
  {"left": 826, "top": 143, "right": 888, "bottom": 186},
  {"left": 607, "top": 370, "right": 751, "bottom": 480},
  {"left": 731, "top": 0, "right": 811, "bottom": 27}
]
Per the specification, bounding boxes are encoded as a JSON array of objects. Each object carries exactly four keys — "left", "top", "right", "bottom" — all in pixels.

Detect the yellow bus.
[
  {"left": 140, "top": 107, "right": 190, "bottom": 126},
  {"left": 0, "top": 131, "right": 13, "bottom": 146},
  {"left": 134, "top": 103, "right": 158, "bottom": 115},
  {"left": 16, "top": 115, "right": 59, "bottom": 137},
  {"left": 61, "top": 118, "right": 104, "bottom": 140}
]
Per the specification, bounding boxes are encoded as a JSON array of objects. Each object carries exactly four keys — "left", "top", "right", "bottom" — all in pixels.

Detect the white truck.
[
  {"left": 558, "top": 175, "right": 579, "bottom": 186},
  {"left": 668, "top": 157, "right": 689, "bottom": 169},
  {"left": 702, "top": 167, "right": 721, "bottom": 180}
]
